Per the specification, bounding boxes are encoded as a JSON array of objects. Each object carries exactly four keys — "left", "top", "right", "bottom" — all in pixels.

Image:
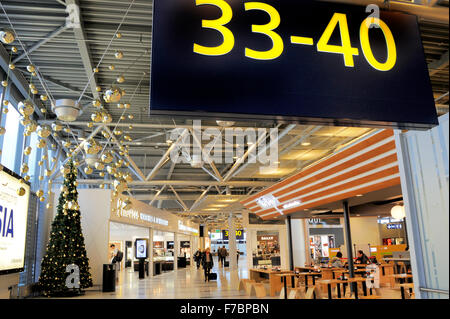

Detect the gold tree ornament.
[
  {"left": 46, "top": 203, "right": 52, "bottom": 209},
  {"left": 116, "top": 32, "right": 122, "bottom": 39},
  {"left": 9, "top": 63, "right": 15, "bottom": 70},
  {"left": 38, "top": 176, "right": 44, "bottom": 181},
  {"left": 38, "top": 161, "right": 43, "bottom": 166},
  {"left": 24, "top": 175, "right": 30, "bottom": 182},
  {"left": 83, "top": 139, "right": 101, "bottom": 155},
  {"left": 40, "top": 196, "right": 46, "bottom": 202},
  {"left": 11, "top": 46, "right": 18, "bottom": 53},
  {"left": 3, "top": 100, "right": 9, "bottom": 106},
  {"left": 18, "top": 100, "right": 34, "bottom": 117},
  {"left": 114, "top": 51, "right": 124, "bottom": 59},
  {"left": 84, "top": 166, "right": 93, "bottom": 175},
  {"left": 64, "top": 127, "right": 71, "bottom": 133},
  {"left": 24, "top": 146, "right": 32, "bottom": 156},
  {"left": 1, "top": 80, "right": 8, "bottom": 87},
  {"left": 117, "top": 103, "right": 124, "bottom": 109},
  {"left": 124, "top": 103, "right": 131, "bottom": 109},
  {"left": 0, "top": 30, "right": 15, "bottom": 44},
  {"left": 40, "top": 95, "right": 48, "bottom": 101},
  {"left": 0, "top": 127, "right": 5, "bottom": 135},
  {"left": 36, "top": 190, "right": 44, "bottom": 197},
  {"left": 116, "top": 76, "right": 125, "bottom": 83},
  {"left": 102, "top": 112, "right": 113, "bottom": 123},
  {"left": 101, "top": 152, "right": 113, "bottom": 164},
  {"left": 87, "top": 122, "right": 94, "bottom": 128},
  {"left": 27, "top": 64, "right": 36, "bottom": 73},
  {"left": 99, "top": 172, "right": 105, "bottom": 177},
  {"left": 95, "top": 86, "right": 102, "bottom": 92},
  {"left": 25, "top": 121, "right": 38, "bottom": 133},
  {"left": 45, "top": 169, "right": 52, "bottom": 177},
  {"left": 63, "top": 141, "right": 71, "bottom": 148},
  {"left": 93, "top": 67, "right": 99, "bottom": 73},
  {"left": 128, "top": 114, "right": 134, "bottom": 120},
  {"left": 108, "top": 64, "right": 115, "bottom": 71}
]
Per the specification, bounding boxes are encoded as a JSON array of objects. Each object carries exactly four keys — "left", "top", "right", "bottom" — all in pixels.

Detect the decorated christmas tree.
[{"left": 37, "top": 161, "right": 93, "bottom": 296}]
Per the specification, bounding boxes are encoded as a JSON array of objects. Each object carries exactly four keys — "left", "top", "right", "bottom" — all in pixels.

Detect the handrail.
[{"left": 420, "top": 287, "right": 449, "bottom": 295}]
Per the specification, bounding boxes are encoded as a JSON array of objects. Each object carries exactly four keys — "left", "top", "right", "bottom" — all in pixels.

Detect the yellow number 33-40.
[{"left": 193, "top": 0, "right": 235, "bottom": 56}]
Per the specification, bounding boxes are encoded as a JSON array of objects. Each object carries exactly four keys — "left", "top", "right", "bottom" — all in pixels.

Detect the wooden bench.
[
  {"left": 359, "top": 295, "right": 382, "bottom": 299},
  {"left": 250, "top": 283, "right": 267, "bottom": 298},
  {"left": 238, "top": 279, "right": 254, "bottom": 292},
  {"left": 398, "top": 283, "right": 415, "bottom": 299}
]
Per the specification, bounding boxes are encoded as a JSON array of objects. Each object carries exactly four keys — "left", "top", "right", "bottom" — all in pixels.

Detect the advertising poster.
[
  {"left": 0, "top": 169, "right": 30, "bottom": 274},
  {"left": 135, "top": 239, "right": 148, "bottom": 259}
]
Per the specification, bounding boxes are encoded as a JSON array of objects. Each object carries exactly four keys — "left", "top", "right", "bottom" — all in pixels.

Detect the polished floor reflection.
[{"left": 79, "top": 257, "right": 257, "bottom": 299}]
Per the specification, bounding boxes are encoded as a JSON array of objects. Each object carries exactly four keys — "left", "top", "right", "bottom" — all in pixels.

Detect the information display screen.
[
  {"left": 0, "top": 168, "right": 30, "bottom": 275},
  {"left": 135, "top": 239, "right": 148, "bottom": 259},
  {"left": 150, "top": 0, "right": 437, "bottom": 129},
  {"left": 222, "top": 229, "right": 245, "bottom": 240}
]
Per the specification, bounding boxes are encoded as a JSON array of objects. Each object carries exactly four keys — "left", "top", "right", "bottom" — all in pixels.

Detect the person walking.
[
  {"left": 219, "top": 245, "right": 227, "bottom": 267},
  {"left": 194, "top": 249, "right": 202, "bottom": 269},
  {"left": 202, "top": 248, "right": 214, "bottom": 282}
]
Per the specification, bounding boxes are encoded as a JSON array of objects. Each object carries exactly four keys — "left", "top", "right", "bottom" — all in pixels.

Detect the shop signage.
[
  {"left": 178, "top": 220, "right": 199, "bottom": 235},
  {"left": 180, "top": 241, "right": 191, "bottom": 248},
  {"left": 257, "top": 235, "right": 277, "bottom": 241},
  {"left": 115, "top": 198, "right": 169, "bottom": 227},
  {"left": 150, "top": 0, "right": 437, "bottom": 129},
  {"left": 0, "top": 169, "right": 30, "bottom": 275},
  {"left": 256, "top": 195, "right": 280, "bottom": 210},
  {"left": 387, "top": 223, "right": 402, "bottom": 229},
  {"left": 222, "top": 229, "right": 245, "bottom": 240}
]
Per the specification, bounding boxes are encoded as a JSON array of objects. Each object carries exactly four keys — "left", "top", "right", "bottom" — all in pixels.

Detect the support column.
[
  {"left": 149, "top": 228, "right": 154, "bottom": 277},
  {"left": 343, "top": 200, "right": 355, "bottom": 278},
  {"left": 190, "top": 236, "right": 194, "bottom": 267},
  {"left": 286, "top": 216, "right": 294, "bottom": 271},
  {"left": 228, "top": 213, "right": 238, "bottom": 269},
  {"left": 174, "top": 233, "right": 179, "bottom": 270}
]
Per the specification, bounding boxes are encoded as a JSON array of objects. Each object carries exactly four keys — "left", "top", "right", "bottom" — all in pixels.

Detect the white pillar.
[
  {"left": 228, "top": 213, "right": 238, "bottom": 269},
  {"left": 291, "top": 219, "right": 307, "bottom": 267},
  {"left": 189, "top": 235, "right": 194, "bottom": 267},
  {"left": 149, "top": 228, "right": 154, "bottom": 277},
  {"left": 174, "top": 232, "right": 179, "bottom": 270}
]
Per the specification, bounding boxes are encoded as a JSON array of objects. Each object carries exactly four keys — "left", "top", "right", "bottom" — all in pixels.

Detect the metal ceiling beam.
[
  {"left": 12, "top": 23, "right": 70, "bottom": 64},
  {"left": 429, "top": 50, "right": 449, "bottom": 76},
  {"left": 65, "top": 0, "right": 100, "bottom": 100},
  {"left": 69, "top": 180, "right": 274, "bottom": 187},
  {"left": 320, "top": 0, "right": 449, "bottom": 23},
  {"left": 169, "top": 185, "right": 188, "bottom": 211}
]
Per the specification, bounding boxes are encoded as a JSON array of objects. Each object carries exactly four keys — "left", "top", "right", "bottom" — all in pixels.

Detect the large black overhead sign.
[{"left": 150, "top": 0, "right": 438, "bottom": 129}]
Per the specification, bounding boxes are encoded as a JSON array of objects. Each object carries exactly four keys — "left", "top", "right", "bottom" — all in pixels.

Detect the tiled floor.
[{"left": 69, "top": 257, "right": 405, "bottom": 299}]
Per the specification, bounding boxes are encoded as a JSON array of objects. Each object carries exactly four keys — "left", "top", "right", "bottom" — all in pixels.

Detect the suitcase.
[
  {"left": 224, "top": 261, "right": 229, "bottom": 267},
  {"left": 208, "top": 272, "right": 217, "bottom": 280}
]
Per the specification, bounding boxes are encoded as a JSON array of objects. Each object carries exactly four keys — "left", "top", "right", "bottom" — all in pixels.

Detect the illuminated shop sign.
[
  {"left": 283, "top": 200, "right": 301, "bottom": 210},
  {"left": 387, "top": 223, "right": 402, "bottom": 229},
  {"left": 150, "top": 0, "right": 437, "bottom": 129},
  {"left": 178, "top": 220, "right": 199, "bottom": 234},
  {"left": 116, "top": 199, "right": 168, "bottom": 226},
  {"left": 256, "top": 194, "right": 280, "bottom": 209}
]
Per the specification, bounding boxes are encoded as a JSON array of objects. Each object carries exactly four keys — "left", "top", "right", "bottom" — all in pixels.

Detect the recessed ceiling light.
[
  {"left": 301, "top": 141, "right": 311, "bottom": 146},
  {"left": 356, "top": 194, "right": 363, "bottom": 197}
]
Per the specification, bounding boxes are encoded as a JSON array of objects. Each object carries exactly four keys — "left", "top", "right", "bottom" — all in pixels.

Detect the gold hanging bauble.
[
  {"left": 3, "top": 100, "right": 9, "bottom": 106},
  {"left": 129, "top": 125, "right": 133, "bottom": 130},
  {"left": 108, "top": 64, "right": 115, "bottom": 71},
  {"left": 36, "top": 190, "right": 44, "bottom": 197},
  {"left": 60, "top": 166, "right": 70, "bottom": 175},
  {"left": 51, "top": 156, "right": 57, "bottom": 162},
  {"left": 1, "top": 80, "right": 8, "bottom": 87},
  {"left": 40, "top": 95, "right": 48, "bottom": 101},
  {"left": 106, "top": 165, "right": 116, "bottom": 175},
  {"left": 31, "top": 71, "right": 37, "bottom": 77},
  {"left": 39, "top": 196, "right": 45, "bottom": 202},
  {"left": 17, "top": 187, "right": 26, "bottom": 196},
  {"left": 87, "top": 122, "right": 94, "bottom": 128},
  {"left": 117, "top": 103, "right": 124, "bottom": 109},
  {"left": 99, "top": 172, "right": 105, "bottom": 177},
  {"left": 11, "top": 46, "right": 18, "bottom": 53},
  {"left": 9, "top": 63, "right": 15, "bottom": 70},
  {"left": 94, "top": 161, "right": 105, "bottom": 170},
  {"left": 102, "top": 112, "right": 113, "bottom": 123},
  {"left": 20, "top": 116, "right": 31, "bottom": 126},
  {"left": 38, "top": 161, "right": 43, "bottom": 166},
  {"left": 91, "top": 111, "right": 102, "bottom": 122},
  {"left": 46, "top": 203, "right": 52, "bottom": 209},
  {"left": 0, "top": 30, "right": 15, "bottom": 44},
  {"left": 29, "top": 83, "right": 36, "bottom": 90},
  {"left": 20, "top": 164, "right": 29, "bottom": 174},
  {"left": 114, "top": 51, "right": 124, "bottom": 59},
  {"left": 84, "top": 166, "right": 93, "bottom": 174},
  {"left": 37, "top": 139, "right": 47, "bottom": 149},
  {"left": 74, "top": 181, "right": 78, "bottom": 186},
  {"left": 120, "top": 115, "right": 125, "bottom": 120},
  {"left": 38, "top": 176, "right": 44, "bottom": 181},
  {"left": 102, "top": 130, "right": 110, "bottom": 138},
  {"left": 0, "top": 127, "right": 5, "bottom": 135},
  {"left": 40, "top": 108, "right": 47, "bottom": 113},
  {"left": 84, "top": 139, "right": 101, "bottom": 155},
  {"left": 124, "top": 103, "right": 131, "bottom": 109},
  {"left": 116, "top": 76, "right": 125, "bottom": 83},
  {"left": 113, "top": 129, "right": 123, "bottom": 136},
  {"left": 45, "top": 169, "right": 51, "bottom": 177},
  {"left": 51, "top": 122, "right": 63, "bottom": 131},
  {"left": 18, "top": 100, "right": 34, "bottom": 117},
  {"left": 63, "top": 141, "right": 71, "bottom": 148},
  {"left": 64, "top": 127, "right": 71, "bottom": 133},
  {"left": 37, "top": 125, "right": 51, "bottom": 138},
  {"left": 25, "top": 121, "right": 38, "bottom": 133},
  {"left": 93, "top": 67, "right": 99, "bottom": 73},
  {"left": 92, "top": 99, "right": 102, "bottom": 108},
  {"left": 95, "top": 86, "right": 102, "bottom": 92},
  {"left": 116, "top": 32, "right": 122, "bottom": 39},
  {"left": 99, "top": 184, "right": 104, "bottom": 189},
  {"left": 103, "top": 87, "right": 123, "bottom": 103},
  {"left": 27, "top": 64, "right": 36, "bottom": 73},
  {"left": 128, "top": 114, "right": 134, "bottom": 120},
  {"left": 24, "top": 175, "right": 30, "bottom": 182},
  {"left": 24, "top": 146, "right": 32, "bottom": 156}
]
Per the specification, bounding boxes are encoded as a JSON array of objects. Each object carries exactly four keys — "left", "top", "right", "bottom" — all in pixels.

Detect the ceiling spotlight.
[
  {"left": 301, "top": 140, "right": 311, "bottom": 146},
  {"left": 216, "top": 120, "right": 235, "bottom": 127},
  {"left": 52, "top": 99, "right": 81, "bottom": 122}
]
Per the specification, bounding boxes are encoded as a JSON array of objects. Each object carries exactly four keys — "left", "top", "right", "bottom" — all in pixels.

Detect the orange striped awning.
[{"left": 241, "top": 129, "right": 400, "bottom": 220}]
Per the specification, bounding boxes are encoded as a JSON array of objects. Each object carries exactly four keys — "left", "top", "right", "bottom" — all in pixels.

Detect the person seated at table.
[
  {"left": 330, "top": 252, "right": 344, "bottom": 268},
  {"left": 355, "top": 250, "right": 370, "bottom": 264}
]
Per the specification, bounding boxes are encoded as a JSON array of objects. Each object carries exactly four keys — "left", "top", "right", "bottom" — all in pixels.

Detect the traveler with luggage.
[
  {"left": 219, "top": 246, "right": 227, "bottom": 267},
  {"left": 194, "top": 249, "right": 203, "bottom": 269},
  {"left": 202, "top": 248, "right": 214, "bottom": 282}
]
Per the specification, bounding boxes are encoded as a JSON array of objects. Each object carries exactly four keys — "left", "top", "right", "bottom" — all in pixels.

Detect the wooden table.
[
  {"left": 316, "top": 279, "right": 344, "bottom": 299},
  {"left": 389, "top": 273, "right": 413, "bottom": 298},
  {"left": 249, "top": 268, "right": 292, "bottom": 297},
  {"left": 398, "top": 283, "right": 414, "bottom": 299}
]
